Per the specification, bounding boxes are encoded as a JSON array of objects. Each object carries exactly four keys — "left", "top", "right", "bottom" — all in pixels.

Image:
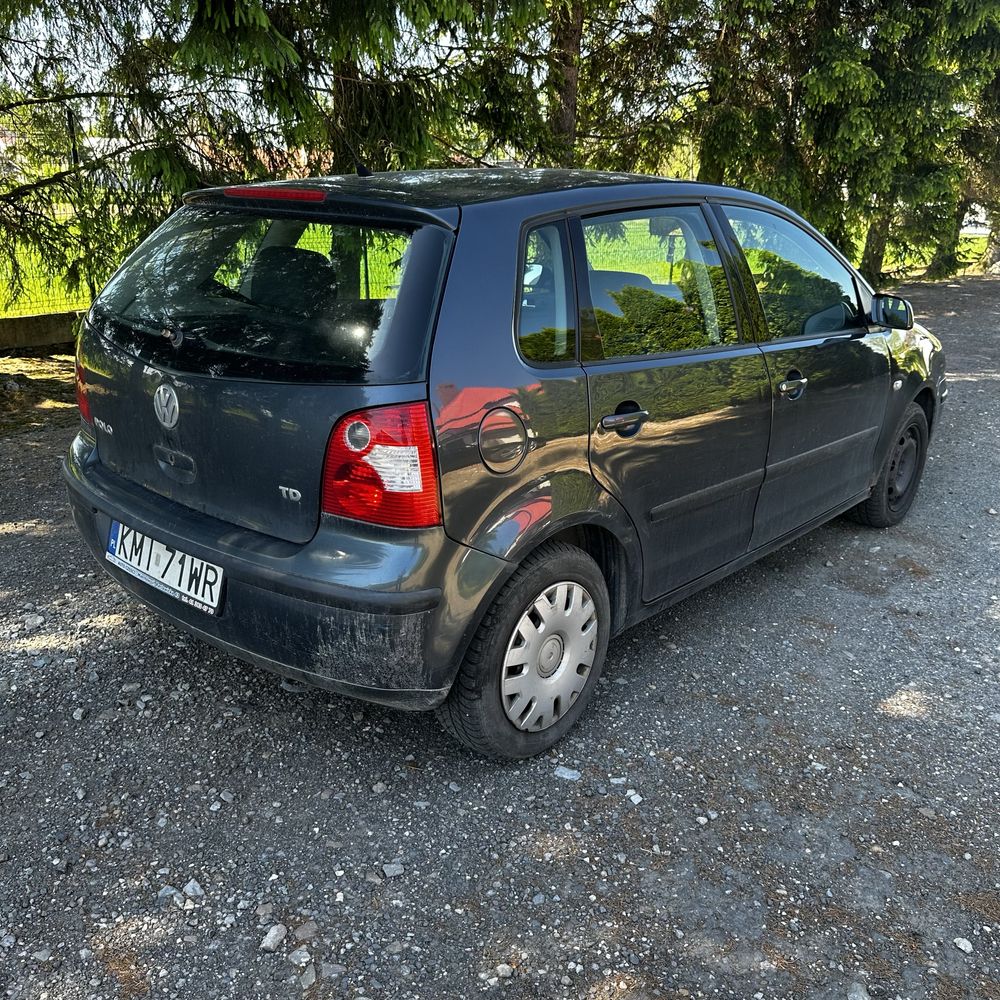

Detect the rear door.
[
  {"left": 714, "top": 203, "right": 891, "bottom": 548},
  {"left": 574, "top": 203, "right": 772, "bottom": 601}
]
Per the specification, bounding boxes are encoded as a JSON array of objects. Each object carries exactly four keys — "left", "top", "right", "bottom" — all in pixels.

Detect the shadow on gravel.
[{"left": 0, "top": 350, "right": 77, "bottom": 435}]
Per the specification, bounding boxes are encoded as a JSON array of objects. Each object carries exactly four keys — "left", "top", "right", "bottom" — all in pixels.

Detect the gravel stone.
[
  {"left": 259, "top": 924, "right": 287, "bottom": 952},
  {"left": 287, "top": 945, "right": 310, "bottom": 967},
  {"left": 293, "top": 920, "right": 318, "bottom": 941},
  {"left": 553, "top": 765, "right": 581, "bottom": 780},
  {"left": 157, "top": 884, "right": 181, "bottom": 906},
  {"left": 953, "top": 937, "right": 973, "bottom": 954},
  {"left": 183, "top": 878, "right": 204, "bottom": 898}
]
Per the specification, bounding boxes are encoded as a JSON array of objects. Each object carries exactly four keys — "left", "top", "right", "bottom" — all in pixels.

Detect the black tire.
[
  {"left": 850, "top": 401, "right": 929, "bottom": 528},
  {"left": 436, "top": 541, "right": 611, "bottom": 759}
]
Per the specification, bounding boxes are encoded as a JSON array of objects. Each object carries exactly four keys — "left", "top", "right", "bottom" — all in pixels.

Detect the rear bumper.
[{"left": 64, "top": 433, "right": 508, "bottom": 710}]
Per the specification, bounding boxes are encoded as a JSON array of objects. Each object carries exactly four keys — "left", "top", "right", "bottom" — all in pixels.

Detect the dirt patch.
[
  {"left": 956, "top": 890, "right": 1000, "bottom": 923},
  {"left": 100, "top": 944, "right": 151, "bottom": 998},
  {"left": 895, "top": 554, "right": 932, "bottom": 579}
]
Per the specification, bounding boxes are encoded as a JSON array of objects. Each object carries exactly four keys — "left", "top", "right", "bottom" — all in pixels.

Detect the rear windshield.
[{"left": 89, "top": 205, "right": 452, "bottom": 383}]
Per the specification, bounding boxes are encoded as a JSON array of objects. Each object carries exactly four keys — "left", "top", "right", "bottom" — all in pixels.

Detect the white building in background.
[{"left": 963, "top": 204, "right": 990, "bottom": 237}]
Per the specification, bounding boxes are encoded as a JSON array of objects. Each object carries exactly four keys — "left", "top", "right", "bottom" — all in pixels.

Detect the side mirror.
[{"left": 871, "top": 293, "right": 914, "bottom": 331}]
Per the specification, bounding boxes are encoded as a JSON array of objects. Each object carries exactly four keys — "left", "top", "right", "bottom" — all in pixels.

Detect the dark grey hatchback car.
[{"left": 65, "top": 169, "right": 946, "bottom": 757}]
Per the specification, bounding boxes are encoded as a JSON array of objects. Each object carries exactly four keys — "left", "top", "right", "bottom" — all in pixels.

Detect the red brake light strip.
[{"left": 222, "top": 186, "right": 326, "bottom": 202}]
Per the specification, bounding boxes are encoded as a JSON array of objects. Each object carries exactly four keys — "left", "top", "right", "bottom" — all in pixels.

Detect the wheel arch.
[
  {"left": 542, "top": 521, "right": 634, "bottom": 635},
  {"left": 913, "top": 384, "right": 936, "bottom": 436},
  {"left": 445, "top": 512, "right": 640, "bottom": 687}
]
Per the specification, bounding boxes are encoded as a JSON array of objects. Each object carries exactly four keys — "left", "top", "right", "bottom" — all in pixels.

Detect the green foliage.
[
  {"left": 1, "top": 0, "right": 998, "bottom": 316},
  {"left": 595, "top": 287, "right": 708, "bottom": 357},
  {"left": 744, "top": 249, "right": 847, "bottom": 339}
]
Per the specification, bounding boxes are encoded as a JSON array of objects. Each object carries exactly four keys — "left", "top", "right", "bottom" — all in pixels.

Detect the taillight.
[
  {"left": 321, "top": 403, "right": 441, "bottom": 529},
  {"left": 75, "top": 360, "right": 93, "bottom": 427}
]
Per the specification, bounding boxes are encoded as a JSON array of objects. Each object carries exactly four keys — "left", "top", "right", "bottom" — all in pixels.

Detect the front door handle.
[
  {"left": 777, "top": 376, "right": 808, "bottom": 399},
  {"left": 601, "top": 409, "right": 650, "bottom": 431}
]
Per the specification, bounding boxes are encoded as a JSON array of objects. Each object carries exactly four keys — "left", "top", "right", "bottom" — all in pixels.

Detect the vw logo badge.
[{"left": 153, "top": 383, "right": 179, "bottom": 430}]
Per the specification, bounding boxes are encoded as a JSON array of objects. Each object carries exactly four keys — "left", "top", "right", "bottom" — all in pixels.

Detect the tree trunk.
[
  {"left": 981, "top": 208, "right": 1000, "bottom": 273},
  {"left": 860, "top": 201, "right": 893, "bottom": 285},
  {"left": 925, "top": 197, "right": 971, "bottom": 279},
  {"left": 546, "top": 0, "right": 585, "bottom": 167}
]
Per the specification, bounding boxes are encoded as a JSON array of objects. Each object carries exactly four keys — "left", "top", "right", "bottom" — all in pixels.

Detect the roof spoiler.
[{"left": 183, "top": 185, "right": 457, "bottom": 231}]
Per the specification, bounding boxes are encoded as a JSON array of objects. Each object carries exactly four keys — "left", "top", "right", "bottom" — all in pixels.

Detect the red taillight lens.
[
  {"left": 321, "top": 403, "right": 441, "bottom": 529},
  {"left": 75, "top": 360, "right": 92, "bottom": 426}
]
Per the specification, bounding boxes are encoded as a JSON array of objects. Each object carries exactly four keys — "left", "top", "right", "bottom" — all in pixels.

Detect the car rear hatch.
[{"left": 78, "top": 186, "right": 454, "bottom": 544}]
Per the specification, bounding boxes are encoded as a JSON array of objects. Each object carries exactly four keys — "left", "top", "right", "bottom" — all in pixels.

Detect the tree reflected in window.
[
  {"left": 723, "top": 205, "right": 861, "bottom": 339},
  {"left": 582, "top": 208, "right": 738, "bottom": 359}
]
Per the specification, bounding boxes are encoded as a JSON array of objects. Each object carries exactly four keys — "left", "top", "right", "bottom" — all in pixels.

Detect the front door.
[
  {"left": 575, "top": 204, "right": 772, "bottom": 601},
  {"left": 715, "top": 203, "right": 891, "bottom": 548}
]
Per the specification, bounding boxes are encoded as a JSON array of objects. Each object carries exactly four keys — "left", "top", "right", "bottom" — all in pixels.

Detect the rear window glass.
[{"left": 90, "top": 205, "right": 452, "bottom": 383}]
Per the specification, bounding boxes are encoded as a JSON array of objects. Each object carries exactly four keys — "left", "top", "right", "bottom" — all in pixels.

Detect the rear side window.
[
  {"left": 721, "top": 204, "right": 861, "bottom": 340},
  {"left": 91, "top": 206, "right": 451, "bottom": 383},
  {"left": 517, "top": 223, "right": 576, "bottom": 365},
  {"left": 580, "top": 206, "right": 738, "bottom": 360}
]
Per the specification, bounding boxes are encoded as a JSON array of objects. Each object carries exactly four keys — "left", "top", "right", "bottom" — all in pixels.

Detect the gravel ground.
[{"left": 1, "top": 277, "right": 999, "bottom": 1000}]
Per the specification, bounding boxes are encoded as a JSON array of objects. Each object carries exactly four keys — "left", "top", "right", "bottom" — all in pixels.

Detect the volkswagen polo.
[{"left": 65, "top": 169, "right": 946, "bottom": 758}]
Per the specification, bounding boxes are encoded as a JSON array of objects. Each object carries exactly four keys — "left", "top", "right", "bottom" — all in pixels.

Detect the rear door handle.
[
  {"left": 600, "top": 409, "right": 650, "bottom": 431},
  {"left": 778, "top": 377, "right": 808, "bottom": 398}
]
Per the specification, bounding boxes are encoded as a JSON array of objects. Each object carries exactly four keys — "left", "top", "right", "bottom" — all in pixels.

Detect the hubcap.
[{"left": 501, "top": 581, "right": 598, "bottom": 732}]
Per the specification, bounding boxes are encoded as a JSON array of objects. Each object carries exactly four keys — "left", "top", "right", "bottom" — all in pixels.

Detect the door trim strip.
[
  {"left": 765, "top": 425, "right": 879, "bottom": 480},
  {"left": 649, "top": 468, "right": 765, "bottom": 523}
]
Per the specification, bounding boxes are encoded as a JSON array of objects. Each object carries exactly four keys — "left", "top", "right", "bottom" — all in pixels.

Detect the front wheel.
[
  {"left": 436, "top": 541, "right": 611, "bottom": 759},
  {"left": 850, "top": 401, "right": 929, "bottom": 528}
]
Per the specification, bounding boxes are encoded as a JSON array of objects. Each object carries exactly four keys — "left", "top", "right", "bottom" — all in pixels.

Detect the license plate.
[{"left": 106, "top": 521, "right": 224, "bottom": 615}]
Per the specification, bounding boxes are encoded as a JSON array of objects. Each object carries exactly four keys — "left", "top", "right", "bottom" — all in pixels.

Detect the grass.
[
  {"left": 0, "top": 246, "right": 90, "bottom": 319},
  {"left": 584, "top": 219, "right": 691, "bottom": 283}
]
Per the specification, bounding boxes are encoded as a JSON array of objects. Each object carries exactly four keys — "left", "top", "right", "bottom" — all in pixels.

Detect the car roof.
[
  {"left": 191, "top": 168, "right": 663, "bottom": 208},
  {"left": 184, "top": 169, "right": 856, "bottom": 277},
  {"left": 186, "top": 168, "right": 796, "bottom": 227}
]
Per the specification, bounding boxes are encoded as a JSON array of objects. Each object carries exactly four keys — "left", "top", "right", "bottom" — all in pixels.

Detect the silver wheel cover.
[{"left": 501, "top": 581, "right": 598, "bottom": 731}]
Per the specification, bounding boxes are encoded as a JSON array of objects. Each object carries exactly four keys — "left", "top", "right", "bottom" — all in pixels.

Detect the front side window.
[
  {"left": 580, "top": 205, "right": 738, "bottom": 360},
  {"left": 722, "top": 205, "right": 861, "bottom": 340},
  {"left": 517, "top": 222, "right": 576, "bottom": 365}
]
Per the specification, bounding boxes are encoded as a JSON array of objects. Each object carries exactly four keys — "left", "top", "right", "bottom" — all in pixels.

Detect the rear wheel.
[
  {"left": 436, "top": 541, "right": 610, "bottom": 759},
  {"left": 850, "top": 402, "right": 928, "bottom": 528}
]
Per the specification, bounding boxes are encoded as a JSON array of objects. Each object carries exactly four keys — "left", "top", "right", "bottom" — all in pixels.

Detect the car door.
[
  {"left": 574, "top": 203, "right": 772, "bottom": 601},
  {"left": 714, "top": 203, "right": 891, "bottom": 549}
]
